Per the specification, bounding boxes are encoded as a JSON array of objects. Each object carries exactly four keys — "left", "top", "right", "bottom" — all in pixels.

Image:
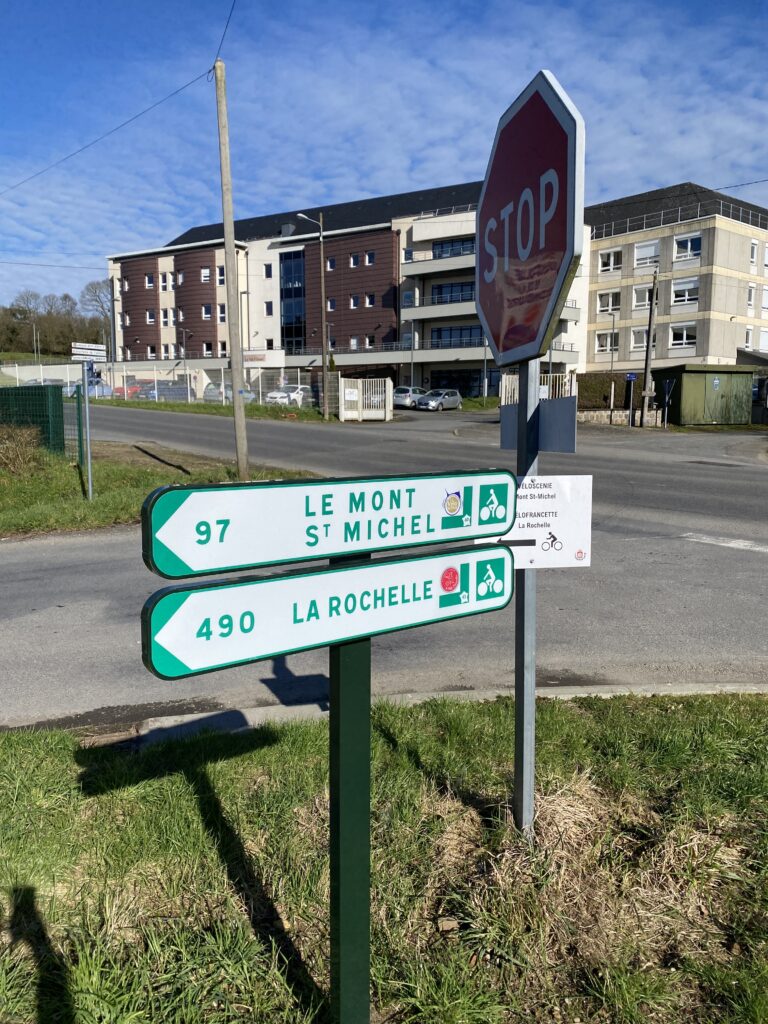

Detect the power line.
[
  {"left": 214, "top": 0, "right": 238, "bottom": 63},
  {"left": 0, "top": 70, "right": 210, "bottom": 200},
  {"left": 0, "top": 260, "right": 104, "bottom": 270},
  {"left": 715, "top": 176, "right": 768, "bottom": 191}
]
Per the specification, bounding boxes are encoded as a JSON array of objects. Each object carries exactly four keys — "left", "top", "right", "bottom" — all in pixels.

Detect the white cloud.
[{"left": 1, "top": 0, "right": 766, "bottom": 305}]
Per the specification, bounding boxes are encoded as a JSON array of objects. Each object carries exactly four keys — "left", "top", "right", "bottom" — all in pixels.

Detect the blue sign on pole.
[{"left": 626, "top": 373, "right": 637, "bottom": 382}]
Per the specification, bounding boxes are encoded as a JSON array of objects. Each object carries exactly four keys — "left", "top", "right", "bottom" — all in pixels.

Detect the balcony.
[
  {"left": 400, "top": 292, "right": 476, "bottom": 321},
  {"left": 401, "top": 247, "right": 475, "bottom": 277},
  {"left": 284, "top": 335, "right": 486, "bottom": 367},
  {"left": 560, "top": 299, "right": 580, "bottom": 323}
]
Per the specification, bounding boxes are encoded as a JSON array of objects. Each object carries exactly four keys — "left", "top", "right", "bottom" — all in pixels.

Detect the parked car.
[
  {"left": 22, "top": 378, "right": 63, "bottom": 386},
  {"left": 203, "top": 382, "right": 255, "bottom": 404},
  {"left": 87, "top": 380, "right": 113, "bottom": 398},
  {"left": 265, "top": 384, "right": 313, "bottom": 406},
  {"left": 393, "top": 386, "right": 427, "bottom": 409},
  {"left": 416, "top": 389, "right": 462, "bottom": 411},
  {"left": 113, "top": 382, "right": 142, "bottom": 399},
  {"left": 138, "top": 380, "right": 195, "bottom": 402}
]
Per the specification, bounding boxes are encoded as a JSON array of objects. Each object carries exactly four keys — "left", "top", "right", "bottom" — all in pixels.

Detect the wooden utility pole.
[
  {"left": 640, "top": 267, "right": 659, "bottom": 427},
  {"left": 214, "top": 58, "right": 249, "bottom": 480}
]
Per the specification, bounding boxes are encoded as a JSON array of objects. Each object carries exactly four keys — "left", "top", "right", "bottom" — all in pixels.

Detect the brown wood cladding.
[
  {"left": 119, "top": 256, "right": 160, "bottom": 356},
  {"left": 173, "top": 249, "right": 217, "bottom": 358},
  {"left": 303, "top": 228, "right": 398, "bottom": 351}
]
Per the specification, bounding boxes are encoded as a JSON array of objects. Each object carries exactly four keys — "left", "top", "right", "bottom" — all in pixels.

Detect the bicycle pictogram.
[
  {"left": 479, "top": 486, "right": 507, "bottom": 523},
  {"left": 477, "top": 562, "right": 504, "bottom": 597},
  {"left": 541, "top": 532, "right": 563, "bottom": 552}
]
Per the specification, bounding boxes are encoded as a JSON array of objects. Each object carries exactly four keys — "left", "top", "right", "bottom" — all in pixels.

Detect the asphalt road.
[{"left": 2, "top": 407, "right": 767, "bottom": 729}]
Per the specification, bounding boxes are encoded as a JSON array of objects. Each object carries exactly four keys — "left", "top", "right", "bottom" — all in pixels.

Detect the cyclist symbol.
[
  {"left": 477, "top": 563, "right": 504, "bottom": 597},
  {"left": 541, "top": 532, "right": 563, "bottom": 552},
  {"left": 479, "top": 487, "right": 507, "bottom": 522}
]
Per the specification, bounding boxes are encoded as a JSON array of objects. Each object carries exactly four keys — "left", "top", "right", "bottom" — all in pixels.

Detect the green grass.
[
  {"left": 0, "top": 351, "right": 73, "bottom": 365},
  {"left": 0, "top": 445, "right": 311, "bottom": 536},
  {"left": 93, "top": 397, "right": 325, "bottom": 422},
  {"left": 460, "top": 396, "right": 500, "bottom": 412},
  {"left": 1, "top": 694, "right": 766, "bottom": 1022}
]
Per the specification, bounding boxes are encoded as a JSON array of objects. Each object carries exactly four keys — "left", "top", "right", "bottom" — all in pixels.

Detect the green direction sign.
[
  {"left": 143, "top": 471, "right": 516, "bottom": 579},
  {"left": 143, "top": 546, "right": 514, "bottom": 679}
]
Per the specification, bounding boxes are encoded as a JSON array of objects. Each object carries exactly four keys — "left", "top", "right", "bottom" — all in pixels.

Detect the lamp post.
[
  {"left": 180, "top": 329, "right": 194, "bottom": 402},
  {"left": 609, "top": 311, "right": 616, "bottom": 425},
  {"left": 297, "top": 212, "right": 329, "bottom": 420}
]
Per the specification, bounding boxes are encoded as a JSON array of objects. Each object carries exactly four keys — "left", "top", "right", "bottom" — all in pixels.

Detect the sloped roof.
[{"left": 584, "top": 181, "right": 768, "bottom": 230}]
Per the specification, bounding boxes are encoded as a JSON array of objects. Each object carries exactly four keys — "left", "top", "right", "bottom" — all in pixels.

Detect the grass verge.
[
  {"left": 1, "top": 694, "right": 766, "bottom": 1022},
  {"left": 0, "top": 441, "right": 311, "bottom": 536},
  {"left": 93, "top": 398, "right": 325, "bottom": 422}
]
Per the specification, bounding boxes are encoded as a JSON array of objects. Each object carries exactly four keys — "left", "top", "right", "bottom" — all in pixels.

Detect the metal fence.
[{"left": 500, "top": 372, "right": 576, "bottom": 404}]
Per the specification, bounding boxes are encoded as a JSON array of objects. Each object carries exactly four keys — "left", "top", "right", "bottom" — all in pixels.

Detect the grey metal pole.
[
  {"left": 214, "top": 58, "right": 249, "bottom": 480},
  {"left": 640, "top": 268, "right": 658, "bottom": 427},
  {"left": 410, "top": 319, "right": 415, "bottom": 387},
  {"left": 81, "top": 362, "right": 93, "bottom": 501},
  {"left": 514, "top": 358, "right": 539, "bottom": 832}
]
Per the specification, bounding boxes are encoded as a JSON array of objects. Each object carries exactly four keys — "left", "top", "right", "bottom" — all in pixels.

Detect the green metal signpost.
[{"left": 141, "top": 471, "right": 517, "bottom": 1022}]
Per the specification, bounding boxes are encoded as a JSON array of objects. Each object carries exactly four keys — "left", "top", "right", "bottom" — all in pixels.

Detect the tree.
[{"left": 79, "top": 280, "right": 111, "bottom": 322}]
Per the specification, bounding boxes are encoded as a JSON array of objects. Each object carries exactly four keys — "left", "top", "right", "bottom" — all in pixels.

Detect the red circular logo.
[{"left": 441, "top": 567, "right": 459, "bottom": 592}]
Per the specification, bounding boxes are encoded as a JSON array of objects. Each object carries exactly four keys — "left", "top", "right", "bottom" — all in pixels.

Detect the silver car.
[
  {"left": 393, "top": 386, "right": 427, "bottom": 409},
  {"left": 416, "top": 389, "right": 462, "bottom": 411}
]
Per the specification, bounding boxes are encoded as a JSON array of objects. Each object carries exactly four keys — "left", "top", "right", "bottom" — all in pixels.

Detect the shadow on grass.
[
  {"left": 76, "top": 717, "right": 330, "bottom": 1022},
  {"left": 373, "top": 714, "right": 508, "bottom": 830},
  {"left": 9, "top": 886, "right": 74, "bottom": 1024}
]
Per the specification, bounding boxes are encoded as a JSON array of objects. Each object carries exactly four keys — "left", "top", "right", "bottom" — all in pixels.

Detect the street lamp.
[
  {"left": 609, "top": 310, "right": 616, "bottom": 425},
  {"left": 297, "top": 211, "right": 329, "bottom": 421}
]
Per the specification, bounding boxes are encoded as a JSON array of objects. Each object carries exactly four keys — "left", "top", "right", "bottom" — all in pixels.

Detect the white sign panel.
[
  {"left": 143, "top": 547, "right": 514, "bottom": 679},
  {"left": 478, "top": 475, "right": 591, "bottom": 568},
  {"left": 144, "top": 471, "right": 517, "bottom": 578}
]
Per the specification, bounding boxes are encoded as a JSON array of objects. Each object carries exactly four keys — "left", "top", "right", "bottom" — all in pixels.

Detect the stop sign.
[{"left": 476, "top": 71, "right": 585, "bottom": 366}]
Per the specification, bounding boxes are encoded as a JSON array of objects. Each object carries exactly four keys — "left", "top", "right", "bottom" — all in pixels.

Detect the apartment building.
[{"left": 107, "top": 180, "right": 768, "bottom": 388}]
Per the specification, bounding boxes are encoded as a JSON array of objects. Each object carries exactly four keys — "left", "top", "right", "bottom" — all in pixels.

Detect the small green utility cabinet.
[{"left": 652, "top": 364, "right": 754, "bottom": 426}]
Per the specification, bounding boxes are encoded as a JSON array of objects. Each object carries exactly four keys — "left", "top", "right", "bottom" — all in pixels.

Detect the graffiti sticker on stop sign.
[{"left": 476, "top": 71, "right": 585, "bottom": 366}]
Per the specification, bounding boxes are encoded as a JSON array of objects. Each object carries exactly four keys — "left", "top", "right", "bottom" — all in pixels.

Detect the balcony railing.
[
  {"left": 591, "top": 199, "right": 768, "bottom": 240},
  {"left": 414, "top": 203, "right": 477, "bottom": 220},
  {"left": 403, "top": 245, "right": 476, "bottom": 263},
  {"left": 401, "top": 292, "right": 475, "bottom": 309},
  {"left": 285, "top": 336, "right": 486, "bottom": 357}
]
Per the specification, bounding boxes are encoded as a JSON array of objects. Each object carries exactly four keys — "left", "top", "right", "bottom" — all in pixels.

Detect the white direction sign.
[
  {"left": 478, "top": 475, "right": 592, "bottom": 568},
  {"left": 143, "top": 471, "right": 517, "bottom": 578},
  {"left": 143, "top": 547, "right": 514, "bottom": 679}
]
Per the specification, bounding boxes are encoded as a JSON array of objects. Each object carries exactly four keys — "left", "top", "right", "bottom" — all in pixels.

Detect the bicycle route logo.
[
  {"left": 438, "top": 557, "right": 507, "bottom": 608},
  {"left": 440, "top": 483, "right": 510, "bottom": 531}
]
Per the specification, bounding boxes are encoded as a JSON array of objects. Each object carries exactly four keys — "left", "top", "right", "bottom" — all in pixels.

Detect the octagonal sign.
[{"left": 476, "top": 70, "right": 585, "bottom": 366}]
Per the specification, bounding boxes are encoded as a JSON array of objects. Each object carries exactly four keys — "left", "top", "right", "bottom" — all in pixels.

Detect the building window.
[
  {"left": 266, "top": 338, "right": 274, "bottom": 350},
  {"left": 430, "top": 325, "right": 483, "bottom": 347},
  {"left": 595, "top": 331, "right": 619, "bottom": 354},
  {"left": 201, "top": 267, "right": 211, "bottom": 283},
  {"left": 402, "top": 289, "right": 414, "bottom": 308},
  {"left": 670, "top": 323, "right": 697, "bottom": 347},
  {"left": 123, "top": 278, "right": 129, "bottom": 292},
  {"left": 634, "top": 240, "right": 660, "bottom": 268},
  {"left": 203, "top": 342, "right": 213, "bottom": 357},
  {"left": 403, "top": 248, "right": 414, "bottom": 263},
  {"left": 265, "top": 300, "right": 273, "bottom": 316},
  {"left": 124, "top": 313, "right": 130, "bottom": 327},
  {"left": 219, "top": 340, "right": 227, "bottom": 356},
  {"left": 329, "top": 336, "right": 337, "bottom": 350},
  {"left": 177, "top": 308, "right": 184, "bottom": 323},
  {"left": 365, "top": 334, "right": 375, "bottom": 349},
  {"left": 631, "top": 329, "right": 656, "bottom": 351},
  {"left": 672, "top": 278, "right": 699, "bottom": 305},
  {"left": 764, "top": 244, "right": 768, "bottom": 271},
  {"left": 365, "top": 293, "right": 375, "bottom": 307},
  {"left": 171, "top": 307, "right": 177, "bottom": 326},
  {"left": 264, "top": 263, "right": 273, "bottom": 279},
  {"left": 147, "top": 345, "right": 157, "bottom": 360},
  {"left": 169, "top": 272, "right": 175, "bottom": 290},
  {"left": 599, "top": 249, "right": 622, "bottom": 273},
  {"left": 160, "top": 272, "right": 168, "bottom": 291},
  {"left": 597, "top": 291, "right": 620, "bottom": 313},
  {"left": 122, "top": 347, "right": 131, "bottom": 361},
  {"left": 349, "top": 254, "right": 360, "bottom": 268},
  {"left": 201, "top": 304, "right": 212, "bottom": 321},
  {"left": 161, "top": 309, "right": 169, "bottom": 327},
  {"left": 349, "top": 336, "right": 359, "bottom": 349},
  {"left": 748, "top": 284, "right": 756, "bottom": 311},
  {"left": 146, "top": 309, "right": 155, "bottom": 324},
  {"left": 118, "top": 312, "right": 124, "bottom": 329},
  {"left": 177, "top": 270, "right": 184, "bottom": 285},
  {"left": 761, "top": 328, "right": 768, "bottom": 351},
  {"left": 431, "top": 282, "right": 474, "bottom": 304},
  {"left": 365, "top": 251, "right": 375, "bottom": 266},
  {"left": 745, "top": 327, "right": 753, "bottom": 349},
  {"left": 279, "top": 250, "right": 305, "bottom": 353},
  {"left": 326, "top": 256, "right": 336, "bottom": 271},
  {"left": 433, "top": 237, "right": 474, "bottom": 258},
  {"left": 327, "top": 298, "right": 336, "bottom": 312},
  {"left": 145, "top": 273, "right": 154, "bottom": 288},
  {"left": 750, "top": 240, "right": 758, "bottom": 265},
  {"left": 633, "top": 285, "right": 651, "bottom": 310},
  {"left": 218, "top": 303, "right": 226, "bottom": 323},
  {"left": 674, "top": 234, "right": 701, "bottom": 261},
  {"left": 350, "top": 294, "right": 360, "bottom": 309},
  {"left": 762, "top": 287, "right": 768, "bottom": 316},
  {"left": 217, "top": 265, "right": 225, "bottom": 285},
  {"left": 161, "top": 344, "right": 172, "bottom": 360}
]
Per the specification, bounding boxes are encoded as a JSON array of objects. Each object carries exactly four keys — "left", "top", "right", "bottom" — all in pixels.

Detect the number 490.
[{"left": 196, "top": 611, "right": 255, "bottom": 641}]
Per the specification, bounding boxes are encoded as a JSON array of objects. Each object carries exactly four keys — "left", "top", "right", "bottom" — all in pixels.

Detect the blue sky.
[{"left": 1, "top": 0, "right": 767, "bottom": 306}]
